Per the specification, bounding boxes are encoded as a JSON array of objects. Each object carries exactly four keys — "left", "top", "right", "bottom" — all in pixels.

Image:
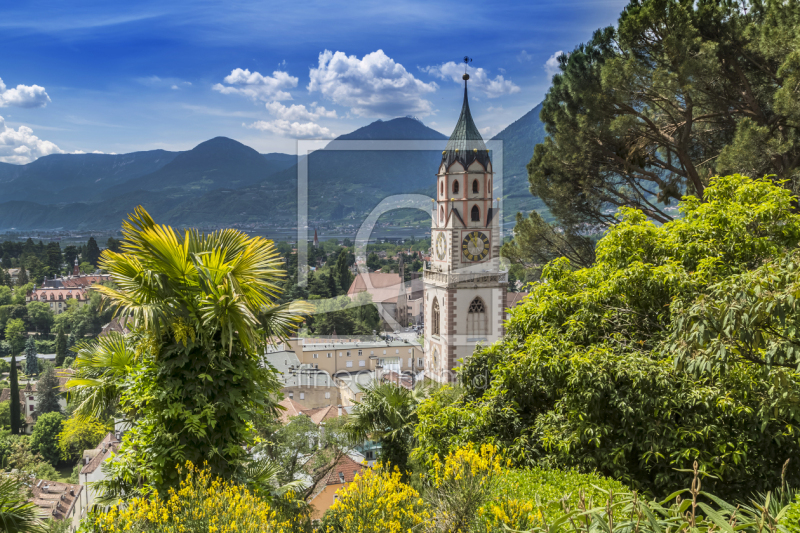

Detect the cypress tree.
[
  {"left": 326, "top": 271, "right": 338, "bottom": 298},
  {"left": 9, "top": 353, "right": 20, "bottom": 434},
  {"left": 86, "top": 237, "right": 101, "bottom": 267},
  {"left": 25, "top": 336, "right": 38, "bottom": 376},
  {"left": 55, "top": 329, "right": 67, "bottom": 367},
  {"left": 336, "top": 249, "right": 352, "bottom": 295}
]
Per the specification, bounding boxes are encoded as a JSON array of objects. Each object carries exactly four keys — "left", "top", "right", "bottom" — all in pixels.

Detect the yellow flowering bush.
[
  {"left": 82, "top": 462, "right": 299, "bottom": 533},
  {"left": 321, "top": 466, "right": 431, "bottom": 533}
]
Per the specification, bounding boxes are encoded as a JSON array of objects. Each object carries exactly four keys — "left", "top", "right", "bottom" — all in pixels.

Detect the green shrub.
[
  {"left": 782, "top": 495, "right": 800, "bottom": 532},
  {"left": 493, "top": 467, "right": 628, "bottom": 525}
]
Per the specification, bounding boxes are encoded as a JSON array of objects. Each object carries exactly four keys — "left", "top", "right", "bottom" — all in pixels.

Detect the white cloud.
[
  {"left": 0, "top": 116, "right": 63, "bottom": 163},
  {"left": 517, "top": 50, "right": 533, "bottom": 63},
  {"left": 0, "top": 77, "right": 51, "bottom": 108},
  {"left": 308, "top": 50, "right": 438, "bottom": 117},
  {"left": 264, "top": 101, "right": 337, "bottom": 121},
  {"left": 245, "top": 119, "right": 335, "bottom": 139},
  {"left": 480, "top": 126, "right": 492, "bottom": 136},
  {"left": 213, "top": 68, "right": 297, "bottom": 102},
  {"left": 420, "top": 63, "right": 520, "bottom": 98},
  {"left": 545, "top": 51, "right": 564, "bottom": 78},
  {"left": 171, "top": 85, "right": 179, "bottom": 90}
]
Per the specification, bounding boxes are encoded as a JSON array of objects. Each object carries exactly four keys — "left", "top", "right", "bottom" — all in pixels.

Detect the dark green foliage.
[
  {"left": 85, "top": 237, "right": 100, "bottom": 267},
  {"left": 336, "top": 249, "right": 352, "bottom": 295},
  {"left": 414, "top": 175, "right": 800, "bottom": 500},
  {"left": 24, "top": 337, "right": 37, "bottom": 377},
  {"left": 530, "top": 0, "right": 800, "bottom": 229},
  {"left": 8, "top": 354, "right": 19, "bottom": 435},
  {"left": 36, "top": 364, "right": 62, "bottom": 416},
  {"left": 30, "top": 412, "right": 64, "bottom": 466},
  {"left": 54, "top": 330, "right": 66, "bottom": 367},
  {"left": 15, "top": 267, "right": 27, "bottom": 287}
]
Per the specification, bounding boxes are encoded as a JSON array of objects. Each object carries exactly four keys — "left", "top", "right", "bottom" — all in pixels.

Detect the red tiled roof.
[
  {"left": 60, "top": 275, "right": 110, "bottom": 288},
  {"left": 303, "top": 405, "right": 344, "bottom": 425},
  {"left": 277, "top": 398, "right": 308, "bottom": 425},
  {"left": 322, "top": 454, "right": 365, "bottom": 486},
  {"left": 80, "top": 433, "right": 120, "bottom": 474},
  {"left": 30, "top": 479, "right": 82, "bottom": 521},
  {"left": 505, "top": 292, "right": 529, "bottom": 310},
  {"left": 347, "top": 273, "right": 404, "bottom": 304}
]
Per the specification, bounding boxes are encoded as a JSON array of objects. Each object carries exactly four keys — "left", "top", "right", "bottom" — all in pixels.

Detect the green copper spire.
[{"left": 442, "top": 75, "right": 491, "bottom": 169}]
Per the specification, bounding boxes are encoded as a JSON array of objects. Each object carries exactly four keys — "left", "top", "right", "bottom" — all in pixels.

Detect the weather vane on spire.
[{"left": 463, "top": 56, "right": 472, "bottom": 81}]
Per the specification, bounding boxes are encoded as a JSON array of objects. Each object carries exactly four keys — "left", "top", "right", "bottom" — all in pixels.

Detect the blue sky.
[{"left": 0, "top": 0, "right": 627, "bottom": 163}]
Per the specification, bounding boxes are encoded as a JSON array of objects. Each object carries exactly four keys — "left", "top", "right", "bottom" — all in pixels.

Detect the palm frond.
[{"left": 0, "top": 477, "right": 45, "bottom": 533}]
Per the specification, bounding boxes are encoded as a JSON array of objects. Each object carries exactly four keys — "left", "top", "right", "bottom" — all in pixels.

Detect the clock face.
[
  {"left": 462, "top": 231, "right": 490, "bottom": 262},
  {"left": 435, "top": 232, "right": 448, "bottom": 260}
]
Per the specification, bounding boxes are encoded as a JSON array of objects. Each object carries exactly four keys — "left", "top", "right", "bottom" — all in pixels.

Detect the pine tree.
[
  {"left": 55, "top": 329, "right": 67, "bottom": 367},
  {"left": 36, "top": 364, "right": 62, "bottom": 416},
  {"left": 25, "top": 335, "right": 38, "bottom": 376},
  {"left": 86, "top": 237, "right": 101, "bottom": 267},
  {"left": 9, "top": 352, "right": 20, "bottom": 434}
]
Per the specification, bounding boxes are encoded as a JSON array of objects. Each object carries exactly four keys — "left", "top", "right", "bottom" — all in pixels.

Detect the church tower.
[{"left": 424, "top": 74, "right": 506, "bottom": 383}]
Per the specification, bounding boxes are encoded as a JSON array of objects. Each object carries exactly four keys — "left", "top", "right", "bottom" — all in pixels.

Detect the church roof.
[{"left": 442, "top": 80, "right": 491, "bottom": 171}]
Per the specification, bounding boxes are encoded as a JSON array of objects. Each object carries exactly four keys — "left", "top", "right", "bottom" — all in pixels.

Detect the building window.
[
  {"left": 366, "top": 450, "right": 374, "bottom": 460},
  {"left": 471, "top": 205, "right": 480, "bottom": 222},
  {"left": 408, "top": 349, "right": 412, "bottom": 353},
  {"left": 346, "top": 361, "right": 353, "bottom": 368},
  {"left": 418, "top": 358, "right": 423, "bottom": 367},
  {"left": 440, "top": 181, "right": 444, "bottom": 196},
  {"left": 453, "top": 180, "right": 459, "bottom": 194},
  {"left": 300, "top": 393, "right": 305, "bottom": 400},
  {"left": 313, "top": 353, "right": 318, "bottom": 359},
  {"left": 439, "top": 206, "right": 444, "bottom": 223},
  {"left": 327, "top": 353, "right": 332, "bottom": 358},
  {"left": 433, "top": 348, "right": 439, "bottom": 369},
  {"left": 383, "top": 350, "right": 386, "bottom": 355},
  {"left": 395, "top": 349, "right": 399, "bottom": 354},
  {"left": 325, "top": 392, "right": 331, "bottom": 399},
  {"left": 346, "top": 351, "right": 351, "bottom": 357},
  {"left": 370, "top": 351, "right": 374, "bottom": 355},
  {"left": 359, "top": 361, "right": 365, "bottom": 367},
  {"left": 467, "top": 297, "right": 488, "bottom": 337},
  {"left": 29, "top": 396, "right": 33, "bottom": 401},
  {"left": 473, "top": 179, "right": 479, "bottom": 194},
  {"left": 288, "top": 392, "right": 293, "bottom": 399},
  {"left": 29, "top": 405, "right": 34, "bottom": 412},
  {"left": 432, "top": 297, "right": 440, "bottom": 336},
  {"left": 358, "top": 350, "right": 362, "bottom": 356}
]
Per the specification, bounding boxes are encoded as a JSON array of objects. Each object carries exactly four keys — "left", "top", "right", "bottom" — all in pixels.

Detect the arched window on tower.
[
  {"left": 467, "top": 297, "right": 487, "bottom": 338},
  {"left": 439, "top": 206, "right": 445, "bottom": 223},
  {"left": 471, "top": 205, "right": 480, "bottom": 222},
  {"left": 453, "top": 180, "right": 459, "bottom": 195},
  {"left": 472, "top": 179, "right": 479, "bottom": 194},
  {"left": 432, "top": 297, "right": 440, "bottom": 336},
  {"left": 440, "top": 181, "right": 444, "bottom": 196}
]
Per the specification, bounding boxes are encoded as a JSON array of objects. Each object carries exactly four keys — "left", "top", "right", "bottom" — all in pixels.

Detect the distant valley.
[{"left": 0, "top": 105, "right": 546, "bottom": 232}]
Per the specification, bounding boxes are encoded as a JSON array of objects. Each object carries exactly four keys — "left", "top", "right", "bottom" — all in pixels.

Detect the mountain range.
[{"left": 0, "top": 104, "right": 546, "bottom": 231}]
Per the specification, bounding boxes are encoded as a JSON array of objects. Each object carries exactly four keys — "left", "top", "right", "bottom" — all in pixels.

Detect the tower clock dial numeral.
[
  {"left": 462, "top": 231, "right": 490, "bottom": 262},
  {"left": 435, "top": 232, "right": 448, "bottom": 260}
]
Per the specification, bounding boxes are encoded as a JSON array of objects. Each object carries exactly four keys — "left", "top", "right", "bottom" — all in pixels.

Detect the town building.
[
  {"left": 307, "top": 453, "right": 367, "bottom": 520},
  {"left": 347, "top": 271, "right": 425, "bottom": 331},
  {"left": 79, "top": 430, "right": 123, "bottom": 512},
  {"left": 424, "top": 75, "right": 508, "bottom": 383},
  {"left": 29, "top": 479, "right": 84, "bottom": 532},
  {"left": 0, "top": 378, "right": 69, "bottom": 434},
  {"left": 265, "top": 337, "right": 423, "bottom": 408},
  {"left": 26, "top": 264, "right": 111, "bottom": 315}
]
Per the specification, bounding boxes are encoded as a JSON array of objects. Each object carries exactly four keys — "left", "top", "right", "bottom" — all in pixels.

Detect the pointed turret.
[{"left": 441, "top": 74, "right": 491, "bottom": 170}]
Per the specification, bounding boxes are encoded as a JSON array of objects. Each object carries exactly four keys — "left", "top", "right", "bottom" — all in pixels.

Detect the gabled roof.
[
  {"left": 303, "top": 405, "right": 343, "bottom": 425},
  {"left": 30, "top": 479, "right": 82, "bottom": 521},
  {"left": 277, "top": 397, "right": 308, "bottom": 424},
  {"left": 442, "top": 80, "right": 491, "bottom": 170},
  {"left": 80, "top": 432, "right": 120, "bottom": 474}
]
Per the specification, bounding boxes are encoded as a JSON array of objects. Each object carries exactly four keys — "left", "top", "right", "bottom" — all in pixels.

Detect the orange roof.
[
  {"left": 505, "top": 292, "right": 529, "bottom": 310},
  {"left": 277, "top": 397, "right": 308, "bottom": 424},
  {"left": 347, "top": 273, "right": 403, "bottom": 304},
  {"left": 303, "top": 405, "right": 344, "bottom": 425}
]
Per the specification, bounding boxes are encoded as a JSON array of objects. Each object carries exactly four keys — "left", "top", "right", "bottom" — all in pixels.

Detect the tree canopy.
[
  {"left": 529, "top": 0, "right": 800, "bottom": 229},
  {"left": 415, "top": 175, "right": 800, "bottom": 500}
]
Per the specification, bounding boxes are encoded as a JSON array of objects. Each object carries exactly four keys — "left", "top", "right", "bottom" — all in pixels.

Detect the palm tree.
[
  {"left": 66, "top": 332, "right": 135, "bottom": 419},
  {"left": 0, "top": 477, "right": 45, "bottom": 533},
  {"left": 345, "top": 380, "right": 430, "bottom": 473},
  {"left": 68, "top": 206, "right": 310, "bottom": 490}
]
